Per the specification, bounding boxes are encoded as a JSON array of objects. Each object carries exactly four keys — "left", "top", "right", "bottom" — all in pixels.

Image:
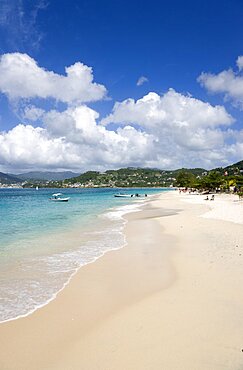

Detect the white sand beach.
[{"left": 0, "top": 190, "right": 243, "bottom": 370}]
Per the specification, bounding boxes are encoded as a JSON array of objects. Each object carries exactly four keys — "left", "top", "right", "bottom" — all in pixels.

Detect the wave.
[{"left": 0, "top": 200, "right": 145, "bottom": 323}]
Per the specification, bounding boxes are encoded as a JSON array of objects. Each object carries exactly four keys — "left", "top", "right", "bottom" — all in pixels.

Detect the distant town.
[{"left": 0, "top": 160, "right": 243, "bottom": 192}]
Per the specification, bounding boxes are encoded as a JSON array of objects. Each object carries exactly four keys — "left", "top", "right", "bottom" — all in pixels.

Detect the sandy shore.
[{"left": 0, "top": 191, "right": 243, "bottom": 369}]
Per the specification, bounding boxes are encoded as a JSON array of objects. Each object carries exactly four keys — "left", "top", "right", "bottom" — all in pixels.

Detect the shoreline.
[
  {"left": 0, "top": 191, "right": 163, "bottom": 324},
  {"left": 0, "top": 190, "right": 243, "bottom": 369},
  {"left": 0, "top": 194, "right": 153, "bottom": 324}
]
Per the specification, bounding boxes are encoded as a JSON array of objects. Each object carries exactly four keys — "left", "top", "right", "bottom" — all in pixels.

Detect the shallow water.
[{"left": 0, "top": 187, "right": 169, "bottom": 322}]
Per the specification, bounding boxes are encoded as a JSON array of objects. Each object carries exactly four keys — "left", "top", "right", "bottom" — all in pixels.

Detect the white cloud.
[
  {"left": 0, "top": 95, "right": 239, "bottom": 171},
  {"left": 198, "top": 56, "right": 243, "bottom": 107},
  {"left": 42, "top": 106, "right": 157, "bottom": 164},
  {"left": 102, "top": 89, "right": 233, "bottom": 129},
  {"left": 23, "top": 105, "right": 45, "bottom": 121},
  {"left": 0, "top": 106, "right": 157, "bottom": 172},
  {"left": 100, "top": 89, "right": 237, "bottom": 168},
  {"left": 236, "top": 56, "right": 243, "bottom": 71},
  {"left": 0, "top": 125, "right": 72, "bottom": 169},
  {"left": 0, "top": 53, "right": 107, "bottom": 104},
  {"left": 136, "top": 76, "right": 148, "bottom": 86},
  {"left": 0, "top": 73, "right": 241, "bottom": 172}
]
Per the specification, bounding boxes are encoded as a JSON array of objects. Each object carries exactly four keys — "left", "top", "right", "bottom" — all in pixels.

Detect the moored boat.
[
  {"left": 114, "top": 193, "right": 133, "bottom": 198},
  {"left": 49, "top": 193, "right": 70, "bottom": 202},
  {"left": 114, "top": 192, "right": 148, "bottom": 198}
]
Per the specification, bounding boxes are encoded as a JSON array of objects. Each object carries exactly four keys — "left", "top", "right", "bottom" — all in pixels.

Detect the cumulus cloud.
[
  {"left": 198, "top": 56, "right": 243, "bottom": 107},
  {"left": 1, "top": 89, "right": 238, "bottom": 172},
  {"left": 0, "top": 125, "right": 72, "bottom": 169},
  {"left": 23, "top": 105, "right": 45, "bottom": 121},
  {"left": 0, "top": 106, "right": 157, "bottom": 172},
  {"left": 236, "top": 56, "right": 243, "bottom": 71},
  {"left": 101, "top": 89, "right": 237, "bottom": 168},
  {"left": 102, "top": 89, "right": 233, "bottom": 129},
  {"left": 136, "top": 76, "right": 148, "bottom": 86},
  {"left": 0, "top": 65, "right": 241, "bottom": 172},
  {"left": 0, "top": 53, "right": 107, "bottom": 104}
]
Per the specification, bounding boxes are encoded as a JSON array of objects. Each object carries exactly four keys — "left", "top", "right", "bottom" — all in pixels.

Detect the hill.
[
  {"left": 0, "top": 172, "right": 21, "bottom": 184},
  {"left": 224, "top": 160, "right": 243, "bottom": 175},
  {"left": 1, "top": 160, "right": 242, "bottom": 187},
  {"left": 64, "top": 167, "right": 207, "bottom": 188},
  {"left": 13, "top": 171, "right": 80, "bottom": 181}
]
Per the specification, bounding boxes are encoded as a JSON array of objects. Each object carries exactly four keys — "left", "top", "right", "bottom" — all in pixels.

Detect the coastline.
[
  {"left": 0, "top": 190, "right": 243, "bottom": 369},
  {"left": 0, "top": 189, "right": 162, "bottom": 323}
]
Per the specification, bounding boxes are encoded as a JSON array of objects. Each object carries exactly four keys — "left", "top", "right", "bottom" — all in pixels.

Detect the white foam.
[
  {"left": 0, "top": 200, "right": 143, "bottom": 323},
  {"left": 103, "top": 202, "right": 144, "bottom": 221},
  {"left": 0, "top": 191, "right": 164, "bottom": 323}
]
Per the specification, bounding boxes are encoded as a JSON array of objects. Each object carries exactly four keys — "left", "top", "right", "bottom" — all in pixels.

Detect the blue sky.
[{"left": 0, "top": 0, "right": 243, "bottom": 172}]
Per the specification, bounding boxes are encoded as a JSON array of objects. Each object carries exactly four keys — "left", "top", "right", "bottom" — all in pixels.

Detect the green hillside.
[
  {"left": 1, "top": 160, "right": 242, "bottom": 189},
  {"left": 64, "top": 167, "right": 207, "bottom": 188},
  {"left": 13, "top": 171, "right": 80, "bottom": 181},
  {"left": 0, "top": 172, "right": 21, "bottom": 184}
]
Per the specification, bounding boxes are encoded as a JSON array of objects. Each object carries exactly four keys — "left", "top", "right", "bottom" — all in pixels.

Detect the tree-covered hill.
[
  {"left": 0, "top": 172, "right": 21, "bottom": 184},
  {"left": 224, "top": 160, "right": 243, "bottom": 175},
  {"left": 64, "top": 167, "right": 208, "bottom": 188},
  {"left": 13, "top": 171, "right": 80, "bottom": 181},
  {"left": 1, "top": 160, "right": 242, "bottom": 189}
]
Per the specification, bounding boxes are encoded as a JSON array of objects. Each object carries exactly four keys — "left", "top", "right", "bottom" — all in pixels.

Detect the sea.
[{"left": 0, "top": 187, "right": 169, "bottom": 323}]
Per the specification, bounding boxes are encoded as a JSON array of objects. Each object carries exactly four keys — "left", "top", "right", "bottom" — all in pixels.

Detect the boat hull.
[
  {"left": 50, "top": 198, "right": 70, "bottom": 202},
  {"left": 114, "top": 194, "right": 132, "bottom": 198}
]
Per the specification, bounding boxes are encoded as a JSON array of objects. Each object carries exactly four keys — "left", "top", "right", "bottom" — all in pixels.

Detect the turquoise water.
[{"left": 0, "top": 187, "right": 169, "bottom": 322}]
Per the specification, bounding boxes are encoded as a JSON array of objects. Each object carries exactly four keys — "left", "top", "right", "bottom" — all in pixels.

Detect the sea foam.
[{"left": 0, "top": 201, "right": 144, "bottom": 323}]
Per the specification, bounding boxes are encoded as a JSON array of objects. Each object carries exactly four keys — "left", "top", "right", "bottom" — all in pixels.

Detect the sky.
[{"left": 0, "top": 0, "right": 243, "bottom": 173}]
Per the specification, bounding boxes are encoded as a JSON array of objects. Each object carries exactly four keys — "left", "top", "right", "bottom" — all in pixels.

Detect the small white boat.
[
  {"left": 114, "top": 193, "right": 133, "bottom": 198},
  {"left": 114, "top": 193, "right": 148, "bottom": 198},
  {"left": 50, "top": 193, "right": 70, "bottom": 202}
]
